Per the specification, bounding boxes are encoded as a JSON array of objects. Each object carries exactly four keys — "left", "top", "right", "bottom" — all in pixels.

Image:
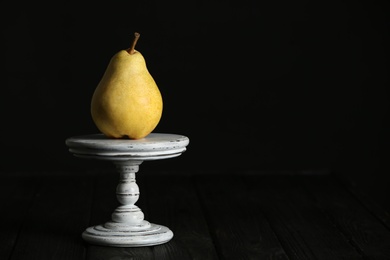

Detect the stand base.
[{"left": 82, "top": 221, "right": 173, "bottom": 247}]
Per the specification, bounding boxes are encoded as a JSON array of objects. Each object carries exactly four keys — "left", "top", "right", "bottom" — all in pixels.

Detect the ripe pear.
[{"left": 91, "top": 32, "right": 163, "bottom": 139}]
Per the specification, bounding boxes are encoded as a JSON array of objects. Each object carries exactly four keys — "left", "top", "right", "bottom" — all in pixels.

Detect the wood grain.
[
  {"left": 196, "top": 173, "right": 289, "bottom": 260},
  {"left": 8, "top": 173, "right": 92, "bottom": 260},
  {"left": 1, "top": 171, "right": 389, "bottom": 260},
  {"left": 243, "top": 174, "right": 365, "bottom": 260}
]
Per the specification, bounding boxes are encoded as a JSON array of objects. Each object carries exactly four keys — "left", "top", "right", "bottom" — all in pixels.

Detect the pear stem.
[{"left": 127, "top": 32, "right": 140, "bottom": 55}]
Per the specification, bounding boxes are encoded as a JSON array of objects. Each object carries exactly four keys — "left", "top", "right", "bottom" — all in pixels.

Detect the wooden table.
[{"left": 1, "top": 169, "right": 389, "bottom": 260}]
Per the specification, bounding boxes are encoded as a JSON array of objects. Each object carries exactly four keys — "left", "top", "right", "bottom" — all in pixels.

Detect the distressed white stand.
[{"left": 65, "top": 133, "right": 189, "bottom": 247}]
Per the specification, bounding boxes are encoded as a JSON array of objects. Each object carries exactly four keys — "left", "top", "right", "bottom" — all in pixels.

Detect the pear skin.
[{"left": 91, "top": 33, "right": 163, "bottom": 139}]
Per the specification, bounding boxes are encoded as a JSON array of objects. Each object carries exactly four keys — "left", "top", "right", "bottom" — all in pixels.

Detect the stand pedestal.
[{"left": 65, "top": 133, "right": 189, "bottom": 247}]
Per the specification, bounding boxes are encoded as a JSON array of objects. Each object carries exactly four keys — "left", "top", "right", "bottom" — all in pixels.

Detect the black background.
[{"left": 1, "top": 1, "right": 389, "bottom": 184}]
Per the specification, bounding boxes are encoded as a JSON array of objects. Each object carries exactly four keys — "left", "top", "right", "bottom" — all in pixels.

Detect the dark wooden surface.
[{"left": 1, "top": 169, "right": 389, "bottom": 260}]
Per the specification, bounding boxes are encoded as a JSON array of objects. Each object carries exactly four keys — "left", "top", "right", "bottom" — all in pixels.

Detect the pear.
[{"left": 91, "top": 32, "right": 163, "bottom": 139}]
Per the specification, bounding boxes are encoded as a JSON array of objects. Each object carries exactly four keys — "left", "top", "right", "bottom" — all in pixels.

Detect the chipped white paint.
[{"left": 65, "top": 133, "right": 189, "bottom": 247}]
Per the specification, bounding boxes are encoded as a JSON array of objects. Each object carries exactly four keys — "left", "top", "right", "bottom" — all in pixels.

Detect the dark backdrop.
[{"left": 2, "top": 1, "right": 389, "bottom": 181}]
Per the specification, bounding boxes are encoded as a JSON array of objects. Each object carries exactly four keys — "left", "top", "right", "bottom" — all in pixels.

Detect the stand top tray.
[{"left": 65, "top": 133, "right": 189, "bottom": 161}]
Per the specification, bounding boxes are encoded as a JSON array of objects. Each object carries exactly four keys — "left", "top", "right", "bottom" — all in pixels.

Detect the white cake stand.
[{"left": 65, "top": 133, "right": 189, "bottom": 247}]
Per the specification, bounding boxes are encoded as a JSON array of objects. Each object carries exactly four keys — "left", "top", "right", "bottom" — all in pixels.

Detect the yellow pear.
[{"left": 91, "top": 32, "right": 163, "bottom": 139}]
